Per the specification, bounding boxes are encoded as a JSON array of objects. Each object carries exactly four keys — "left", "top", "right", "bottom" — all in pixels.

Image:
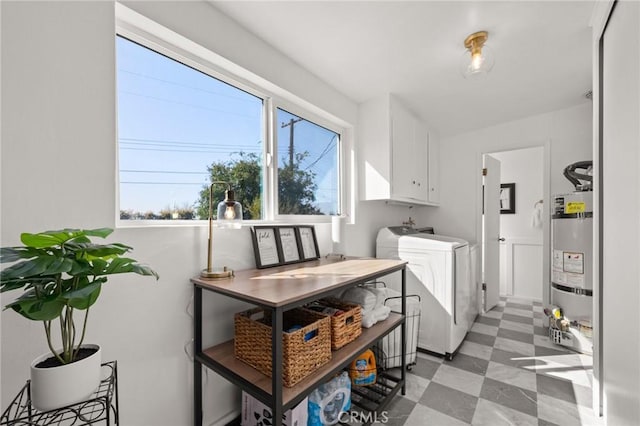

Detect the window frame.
[
  {"left": 271, "top": 98, "right": 344, "bottom": 221},
  {"left": 115, "top": 4, "right": 350, "bottom": 227}
]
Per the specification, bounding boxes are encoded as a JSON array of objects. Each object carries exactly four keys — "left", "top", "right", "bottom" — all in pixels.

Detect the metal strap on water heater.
[{"left": 552, "top": 282, "right": 593, "bottom": 297}]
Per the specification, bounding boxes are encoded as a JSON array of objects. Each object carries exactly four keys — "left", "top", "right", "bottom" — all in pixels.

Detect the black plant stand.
[{"left": 1, "top": 361, "right": 119, "bottom": 426}]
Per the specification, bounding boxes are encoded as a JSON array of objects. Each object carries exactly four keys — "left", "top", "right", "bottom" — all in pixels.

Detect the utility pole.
[{"left": 281, "top": 118, "right": 303, "bottom": 167}]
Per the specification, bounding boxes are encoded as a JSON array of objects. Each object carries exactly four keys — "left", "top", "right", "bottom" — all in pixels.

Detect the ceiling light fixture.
[{"left": 460, "top": 31, "right": 494, "bottom": 78}]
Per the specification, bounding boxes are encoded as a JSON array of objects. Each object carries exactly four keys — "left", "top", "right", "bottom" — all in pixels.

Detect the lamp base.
[{"left": 200, "top": 267, "right": 234, "bottom": 279}]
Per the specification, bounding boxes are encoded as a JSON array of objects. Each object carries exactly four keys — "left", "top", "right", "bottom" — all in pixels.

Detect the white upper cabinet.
[
  {"left": 360, "top": 94, "right": 438, "bottom": 206},
  {"left": 428, "top": 131, "right": 440, "bottom": 204}
]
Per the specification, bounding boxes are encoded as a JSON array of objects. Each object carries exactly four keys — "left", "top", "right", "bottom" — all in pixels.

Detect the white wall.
[
  {"left": 425, "top": 103, "right": 592, "bottom": 306},
  {"left": 600, "top": 1, "right": 640, "bottom": 423},
  {"left": 0, "top": 2, "right": 426, "bottom": 424},
  {"left": 492, "top": 147, "right": 544, "bottom": 299}
]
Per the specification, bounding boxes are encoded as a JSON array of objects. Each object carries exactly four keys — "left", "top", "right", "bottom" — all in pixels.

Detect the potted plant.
[{"left": 0, "top": 228, "right": 158, "bottom": 411}]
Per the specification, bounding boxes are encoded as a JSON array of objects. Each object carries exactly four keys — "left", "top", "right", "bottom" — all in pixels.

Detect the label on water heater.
[
  {"left": 565, "top": 202, "right": 586, "bottom": 214},
  {"left": 563, "top": 252, "right": 584, "bottom": 274},
  {"left": 566, "top": 273, "right": 585, "bottom": 287},
  {"left": 553, "top": 270, "right": 567, "bottom": 285},
  {"left": 552, "top": 271, "right": 585, "bottom": 288},
  {"left": 553, "top": 250, "right": 564, "bottom": 271}
]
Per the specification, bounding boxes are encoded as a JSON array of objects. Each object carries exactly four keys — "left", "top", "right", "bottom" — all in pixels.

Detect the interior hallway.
[{"left": 377, "top": 296, "right": 601, "bottom": 426}]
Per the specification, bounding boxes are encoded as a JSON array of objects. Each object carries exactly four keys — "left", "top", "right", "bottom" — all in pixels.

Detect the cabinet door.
[
  {"left": 428, "top": 133, "right": 440, "bottom": 204},
  {"left": 413, "top": 121, "right": 429, "bottom": 201},
  {"left": 391, "top": 103, "right": 416, "bottom": 200}
]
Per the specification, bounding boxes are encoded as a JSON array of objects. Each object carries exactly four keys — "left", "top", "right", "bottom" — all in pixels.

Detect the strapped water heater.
[{"left": 549, "top": 160, "right": 594, "bottom": 354}]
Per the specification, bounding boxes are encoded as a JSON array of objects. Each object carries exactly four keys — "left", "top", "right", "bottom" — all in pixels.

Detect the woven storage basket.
[
  {"left": 234, "top": 307, "right": 331, "bottom": 387},
  {"left": 315, "top": 298, "right": 362, "bottom": 350}
]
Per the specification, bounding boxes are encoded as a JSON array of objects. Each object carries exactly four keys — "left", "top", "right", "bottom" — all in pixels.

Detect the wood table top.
[{"left": 191, "top": 257, "right": 406, "bottom": 308}]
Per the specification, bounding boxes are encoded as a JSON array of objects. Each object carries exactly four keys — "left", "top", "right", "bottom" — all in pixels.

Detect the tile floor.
[{"left": 375, "top": 296, "right": 603, "bottom": 426}]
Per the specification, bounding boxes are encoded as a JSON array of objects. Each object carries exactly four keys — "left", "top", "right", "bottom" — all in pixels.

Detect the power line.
[
  {"left": 118, "top": 90, "right": 260, "bottom": 120},
  {"left": 120, "top": 147, "right": 260, "bottom": 154},
  {"left": 121, "top": 181, "right": 205, "bottom": 185},
  {"left": 120, "top": 170, "right": 209, "bottom": 175},
  {"left": 118, "top": 68, "right": 261, "bottom": 105},
  {"left": 305, "top": 135, "right": 337, "bottom": 171},
  {"left": 120, "top": 137, "right": 261, "bottom": 150}
]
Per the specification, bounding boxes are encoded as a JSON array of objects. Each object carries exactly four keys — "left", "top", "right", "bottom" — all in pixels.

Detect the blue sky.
[{"left": 116, "top": 36, "right": 338, "bottom": 216}]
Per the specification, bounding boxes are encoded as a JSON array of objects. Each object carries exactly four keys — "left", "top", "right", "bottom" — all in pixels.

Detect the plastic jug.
[{"left": 349, "top": 349, "right": 377, "bottom": 386}]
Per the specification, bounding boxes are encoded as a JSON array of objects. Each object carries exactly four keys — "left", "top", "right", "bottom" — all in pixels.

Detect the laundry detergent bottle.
[{"left": 349, "top": 349, "right": 377, "bottom": 386}]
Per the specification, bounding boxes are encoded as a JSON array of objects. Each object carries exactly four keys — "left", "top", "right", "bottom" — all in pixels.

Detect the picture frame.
[
  {"left": 250, "top": 226, "right": 282, "bottom": 268},
  {"left": 500, "top": 183, "right": 516, "bottom": 214},
  {"left": 296, "top": 225, "right": 320, "bottom": 260},
  {"left": 277, "top": 226, "right": 301, "bottom": 264}
]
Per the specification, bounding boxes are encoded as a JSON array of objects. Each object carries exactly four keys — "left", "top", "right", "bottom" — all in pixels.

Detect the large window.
[
  {"left": 116, "top": 36, "right": 264, "bottom": 220},
  {"left": 116, "top": 35, "right": 342, "bottom": 223}
]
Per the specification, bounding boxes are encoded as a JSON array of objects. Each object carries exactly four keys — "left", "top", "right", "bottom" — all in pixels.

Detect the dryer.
[{"left": 376, "top": 226, "right": 477, "bottom": 359}]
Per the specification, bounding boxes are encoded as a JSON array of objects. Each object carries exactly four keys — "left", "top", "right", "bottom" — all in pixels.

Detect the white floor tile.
[
  {"left": 503, "top": 307, "right": 534, "bottom": 318},
  {"left": 403, "top": 373, "right": 430, "bottom": 402},
  {"left": 404, "top": 404, "right": 469, "bottom": 426},
  {"left": 537, "top": 394, "right": 603, "bottom": 426},
  {"left": 458, "top": 340, "right": 493, "bottom": 361},
  {"left": 499, "top": 320, "right": 535, "bottom": 334},
  {"left": 432, "top": 364, "right": 485, "bottom": 397},
  {"left": 483, "top": 310, "right": 503, "bottom": 319},
  {"left": 485, "top": 361, "right": 537, "bottom": 393},
  {"left": 533, "top": 334, "right": 571, "bottom": 351},
  {"left": 494, "top": 337, "right": 535, "bottom": 357}
]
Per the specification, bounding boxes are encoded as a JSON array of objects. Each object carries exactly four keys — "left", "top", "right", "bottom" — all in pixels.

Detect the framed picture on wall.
[{"left": 500, "top": 183, "right": 516, "bottom": 214}]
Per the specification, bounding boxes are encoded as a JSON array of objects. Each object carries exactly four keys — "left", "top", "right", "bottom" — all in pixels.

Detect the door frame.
[
  {"left": 475, "top": 142, "right": 551, "bottom": 307},
  {"left": 591, "top": 0, "right": 615, "bottom": 417}
]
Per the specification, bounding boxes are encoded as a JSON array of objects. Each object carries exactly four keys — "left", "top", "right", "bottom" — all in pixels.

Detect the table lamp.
[{"left": 201, "top": 181, "right": 242, "bottom": 279}]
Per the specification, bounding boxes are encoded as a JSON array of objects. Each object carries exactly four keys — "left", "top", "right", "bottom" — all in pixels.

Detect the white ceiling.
[{"left": 211, "top": 1, "right": 594, "bottom": 137}]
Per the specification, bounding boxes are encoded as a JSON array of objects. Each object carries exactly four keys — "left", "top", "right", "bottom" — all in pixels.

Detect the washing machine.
[{"left": 376, "top": 226, "right": 477, "bottom": 359}]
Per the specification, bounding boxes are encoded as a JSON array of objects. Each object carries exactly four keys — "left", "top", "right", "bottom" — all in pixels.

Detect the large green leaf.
[
  {"left": 1, "top": 256, "right": 56, "bottom": 280},
  {"left": 21, "top": 228, "right": 113, "bottom": 248},
  {"left": 0, "top": 276, "right": 53, "bottom": 293},
  {"left": 6, "top": 291, "right": 65, "bottom": 321},
  {"left": 82, "top": 243, "right": 131, "bottom": 259},
  {"left": 69, "top": 259, "right": 92, "bottom": 276},
  {"left": 0, "top": 247, "right": 45, "bottom": 263},
  {"left": 130, "top": 264, "right": 160, "bottom": 279},
  {"left": 64, "top": 280, "right": 103, "bottom": 310}
]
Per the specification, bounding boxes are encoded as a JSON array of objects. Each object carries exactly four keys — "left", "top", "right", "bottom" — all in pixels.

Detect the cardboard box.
[{"left": 241, "top": 392, "right": 308, "bottom": 426}]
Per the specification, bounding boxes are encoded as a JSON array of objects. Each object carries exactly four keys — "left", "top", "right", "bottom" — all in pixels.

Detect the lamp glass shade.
[
  {"left": 460, "top": 44, "right": 494, "bottom": 78},
  {"left": 216, "top": 198, "right": 242, "bottom": 228}
]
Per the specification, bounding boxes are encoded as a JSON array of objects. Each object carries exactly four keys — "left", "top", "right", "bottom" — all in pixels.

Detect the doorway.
[
  {"left": 491, "top": 147, "right": 545, "bottom": 301},
  {"left": 480, "top": 144, "right": 549, "bottom": 314}
]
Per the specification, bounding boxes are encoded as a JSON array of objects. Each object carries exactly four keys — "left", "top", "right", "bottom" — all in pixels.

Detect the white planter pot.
[{"left": 30, "top": 344, "right": 102, "bottom": 412}]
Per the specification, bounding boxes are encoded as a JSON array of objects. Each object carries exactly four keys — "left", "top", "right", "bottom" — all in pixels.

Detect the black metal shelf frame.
[
  {"left": 193, "top": 264, "right": 407, "bottom": 426},
  {"left": 1, "top": 361, "right": 119, "bottom": 426}
]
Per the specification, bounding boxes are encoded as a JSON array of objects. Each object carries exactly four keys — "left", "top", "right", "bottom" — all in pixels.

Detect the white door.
[{"left": 483, "top": 155, "right": 501, "bottom": 311}]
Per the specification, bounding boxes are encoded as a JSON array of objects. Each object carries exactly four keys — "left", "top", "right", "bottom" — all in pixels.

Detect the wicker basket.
[
  {"left": 312, "top": 298, "right": 362, "bottom": 350},
  {"left": 234, "top": 307, "right": 331, "bottom": 387}
]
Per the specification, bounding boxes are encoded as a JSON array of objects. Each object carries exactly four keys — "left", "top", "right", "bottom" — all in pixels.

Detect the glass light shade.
[
  {"left": 460, "top": 44, "right": 495, "bottom": 78},
  {"left": 216, "top": 189, "right": 243, "bottom": 229}
]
